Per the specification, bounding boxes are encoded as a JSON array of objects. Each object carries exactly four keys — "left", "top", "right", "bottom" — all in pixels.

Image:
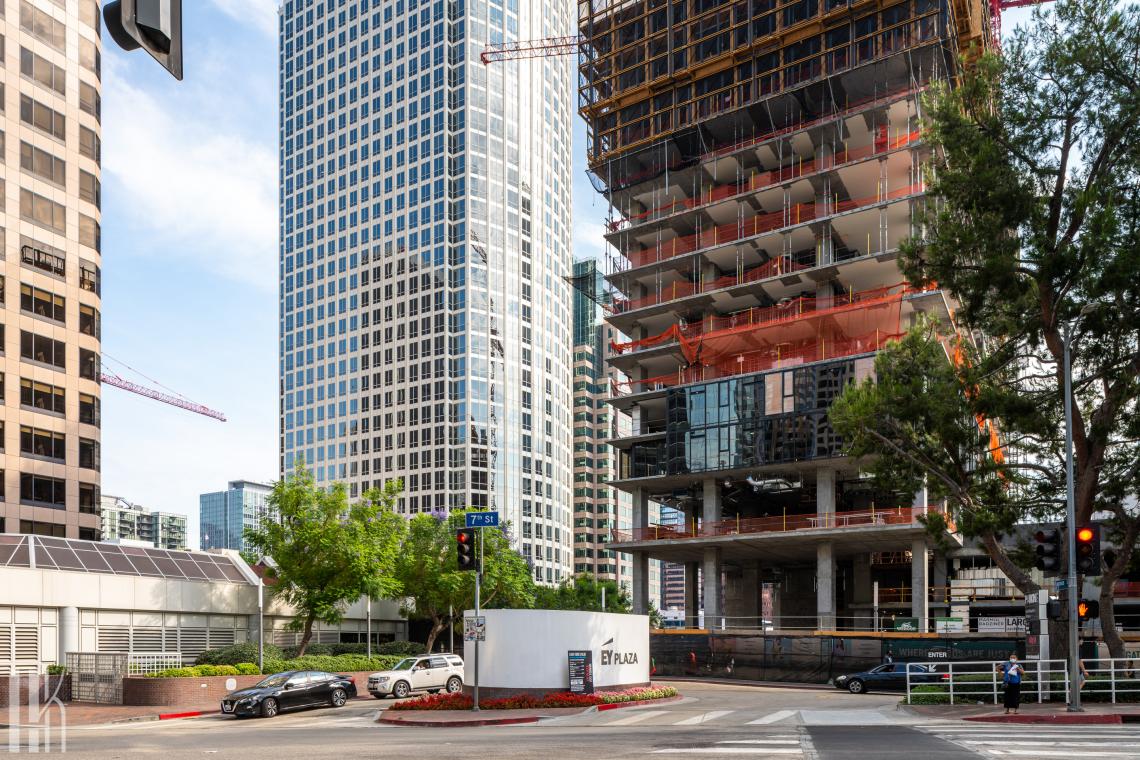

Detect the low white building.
[{"left": 0, "top": 534, "right": 406, "bottom": 674}]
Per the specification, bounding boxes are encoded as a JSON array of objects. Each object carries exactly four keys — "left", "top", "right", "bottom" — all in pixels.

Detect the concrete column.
[
  {"left": 815, "top": 144, "right": 835, "bottom": 266},
  {"left": 740, "top": 560, "right": 761, "bottom": 624},
  {"left": 684, "top": 561, "right": 700, "bottom": 628},
  {"left": 702, "top": 478, "right": 722, "bottom": 525},
  {"left": 853, "top": 553, "right": 872, "bottom": 603},
  {"left": 817, "top": 542, "right": 836, "bottom": 630},
  {"left": 632, "top": 488, "right": 650, "bottom": 615},
  {"left": 58, "top": 606, "right": 79, "bottom": 664},
  {"left": 911, "top": 538, "right": 930, "bottom": 632},
  {"left": 816, "top": 468, "right": 836, "bottom": 522},
  {"left": 703, "top": 547, "right": 722, "bottom": 629},
  {"left": 932, "top": 552, "right": 948, "bottom": 604}
]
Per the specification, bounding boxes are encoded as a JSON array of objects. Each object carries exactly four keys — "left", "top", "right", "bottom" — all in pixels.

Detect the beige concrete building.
[{"left": 1, "top": 0, "right": 103, "bottom": 539}]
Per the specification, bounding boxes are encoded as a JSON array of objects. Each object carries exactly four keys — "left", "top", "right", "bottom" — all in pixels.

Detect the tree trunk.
[
  {"left": 980, "top": 532, "right": 1040, "bottom": 596},
  {"left": 296, "top": 615, "right": 315, "bottom": 657},
  {"left": 1099, "top": 520, "right": 1139, "bottom": 660},
  {"left": 423, "top": 615, "right": 447, "bottom": 654}
]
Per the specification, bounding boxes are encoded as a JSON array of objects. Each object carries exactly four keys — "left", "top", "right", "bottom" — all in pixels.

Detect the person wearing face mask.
[{"left": 996, "top": 653, "right": 1024, "bottom": 714}]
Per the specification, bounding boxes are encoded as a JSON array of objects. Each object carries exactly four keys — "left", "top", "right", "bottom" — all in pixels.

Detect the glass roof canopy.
[{"left": 0, "top": 534, "right": 253, "bottom": 584}]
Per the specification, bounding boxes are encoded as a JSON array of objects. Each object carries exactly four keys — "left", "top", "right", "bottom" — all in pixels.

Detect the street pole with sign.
[
  {"left": 1063, "top": 323, "right": 1081, "bottom": 712},
  {"left": 462, "top": 511, "right": 498, "bottom": 712}
]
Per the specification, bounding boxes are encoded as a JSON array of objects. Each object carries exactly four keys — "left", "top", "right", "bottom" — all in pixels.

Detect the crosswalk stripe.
[
  {"left": 716, "top": 739, "right": 801, "bottom": 745},
  {"left": 605, "top": 710, "right": 668, "bottom": 726},
  {"left": 674, "top": 710, "right": 735, "bottom": 725},
  {"left": 986, "top": 750, "right": 1140, "bottom": 758},
  {"left": 747, "top": 710, "right": 797, "bottom": 725},
  {"left": 653, "top": 749, "right": 802, "bottom": 755},
  {"left": 962, "top": 741, "right": 1140, "bottom": 748}
]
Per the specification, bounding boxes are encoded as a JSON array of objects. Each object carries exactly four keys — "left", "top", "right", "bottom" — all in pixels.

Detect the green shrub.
[
  {"left": 280, "top": 643, "right": 335, "bottom": 658},
  {"left": 46, "top": 664, "right": 67, "bottom": 676},
  {"left": 235, "top": 663, "right": 261, "bottom": 675},
  {"left": 151, "top": 654, "right": 405, "bottom": 677},
  {"left": 149, "top": 667, "right": 196, "bottom": 678},
  {"left": 196, "top": 642, "right": 282, "bottom": 666},
  {"left": 377, "top": 641, "right": 427, "bottom": 656}
]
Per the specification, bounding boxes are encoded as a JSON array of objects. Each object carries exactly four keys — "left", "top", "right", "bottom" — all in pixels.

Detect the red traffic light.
[
  {"left": 1077, "top": 527, "right": 1094, "bottom": 542},
  {"left": 457, "top": 531, "right": 470, "bottom": 543}
]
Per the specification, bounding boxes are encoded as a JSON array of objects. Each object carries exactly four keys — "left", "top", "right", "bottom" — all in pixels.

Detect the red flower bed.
[{"left": 388, "top": 685, "right": 677, "bottom": 711}]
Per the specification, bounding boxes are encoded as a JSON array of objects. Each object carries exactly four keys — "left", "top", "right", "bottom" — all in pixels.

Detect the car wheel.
[
  {"left": 330, "top": 688, "right": 347, "bottom": 707},
  {"left": 373, "top": 694, "right": 386, "bottom": 700},
  {"left": 847, "top": 679, "right": 865, "bottom": 695},
  {"left": 261, "top": 697, "right": 279, "bottom": 718},
  {"left": 446, "top": 677, "right": 463, "bottom": 694},
  {"left": 393, "top": 681, "right": 410, "bottom": 699}
]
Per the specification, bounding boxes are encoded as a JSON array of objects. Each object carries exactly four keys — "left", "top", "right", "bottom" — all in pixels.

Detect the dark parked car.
[
  {"left": 834, "top": 663, "right": 945, "bottom": 694},
  {"left": 221, "top": 670, "right": 357, "bottom": 718}
]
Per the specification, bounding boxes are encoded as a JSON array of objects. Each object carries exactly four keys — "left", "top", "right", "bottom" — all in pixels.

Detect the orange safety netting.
[
  {"left": 623, "top": 183, "right": 924, "bottom": 269},
  {"left": 608, "top": 128, "right": 921, "bottom": 233},
  {"left": 611, "top": 282, "right": 918, "bottom": 367},
  {"left": 609, "top": 330, "right": 906, "bottom": 396},
  {"left": 612, "top": 254, "right": 810, "bottom": 314},
  {"left": 949, "top": 340, "right": 1006, "bottom": 465}
]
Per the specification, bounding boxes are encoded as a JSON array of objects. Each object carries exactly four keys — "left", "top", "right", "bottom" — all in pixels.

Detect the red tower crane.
[
  {"left": 100, "top": 356, "right": 227, "bottom": 422},
  {"left": 480, "top": 1, "right": 1052, "bottom": 63}
]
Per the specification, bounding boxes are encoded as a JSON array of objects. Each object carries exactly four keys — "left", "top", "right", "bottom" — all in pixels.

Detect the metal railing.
[
  {"left": 127, "top": 652, "right": 185, "bottom": 675},
  {"left": 905, "top": 658, "right": 1140, "bottom": 705}
]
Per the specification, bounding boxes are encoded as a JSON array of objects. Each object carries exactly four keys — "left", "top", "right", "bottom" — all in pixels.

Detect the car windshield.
[
  {"left": 255, "top": 674, "right": 289, "bottom": 688},
  {"left": 391, "top": 658, "right": 417, "bottom": 671}
]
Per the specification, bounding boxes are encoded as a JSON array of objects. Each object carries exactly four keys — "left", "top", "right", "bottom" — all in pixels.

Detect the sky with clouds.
[{"left": 100, "top": 2, "right": 1037, "bottom": 549}]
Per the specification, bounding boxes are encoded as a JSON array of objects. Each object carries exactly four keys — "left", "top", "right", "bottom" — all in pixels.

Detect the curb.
[
  {"left": 965, "top": 714, "right": 1123, "bottom": 725},
  {"left": 662, "top": 677, "right": 831, "bottom": 691},
  {"left": 378, "top": 714, "right": 541, "bottom": 727},
  {"left": 593, "top": 695, "right": 685, "bottom": 712},
  {"left": 158, "top": 710, "right": 211, "bottom": 721}
]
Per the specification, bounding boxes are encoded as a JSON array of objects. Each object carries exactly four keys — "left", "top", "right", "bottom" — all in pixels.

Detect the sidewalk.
[
  {"left": 379, "top": 706, "right": 589, "bottom": 727},
  {"left": 2, "top": 693, "right": 375, "bottom": 728},
  {"left": 902, "top": 701, "right": 1140, "bottom": 724}
]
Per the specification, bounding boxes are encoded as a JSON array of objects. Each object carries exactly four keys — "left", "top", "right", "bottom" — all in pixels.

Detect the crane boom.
[{"left": 101, "top": 370, "right": 227, "bottom": 422}]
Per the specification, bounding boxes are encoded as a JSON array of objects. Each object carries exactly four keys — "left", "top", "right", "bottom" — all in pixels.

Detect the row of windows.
[
  {"left": 8, "top": 473, "right": 99, "bottom": 510},
  {"left": 9, "top": 423, "right": 99, "bottom": 469},
  {"left": 18, "top": 330, "right": 99, "bottom": 379}
]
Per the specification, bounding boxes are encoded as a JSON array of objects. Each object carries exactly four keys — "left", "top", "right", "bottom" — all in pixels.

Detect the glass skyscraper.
[
  {"left": 199, "top": 480, "right": 274, "bottom": 552},
  {"left": 278, "top": 0, "right": 575, "bottom": 583}
]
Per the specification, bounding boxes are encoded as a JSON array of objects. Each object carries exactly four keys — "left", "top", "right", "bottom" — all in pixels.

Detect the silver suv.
[{"left": 367, "top": 654, "right": 464, "bottom": 699}]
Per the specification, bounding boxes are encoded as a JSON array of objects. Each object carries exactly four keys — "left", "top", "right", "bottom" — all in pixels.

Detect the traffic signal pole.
[
  {"left": 1063, "top": 327, "right": 1082, "bottom": 712},
  {"left": 473, "top": 528, "right": 482, "bottom": 712}
]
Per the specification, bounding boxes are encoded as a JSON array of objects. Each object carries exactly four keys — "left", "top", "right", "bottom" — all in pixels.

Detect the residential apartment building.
[
  {"left": 99, "top": 494, "right": 188, "bottom": 550},
  {"left": 581, "top": 0, "right": 991, "bottom": 630},
  {"left": 199, "top": 479, "right": 274, "bottom": 552},
  {"left": 278, "top": 0, "right": 575, "bottom": 583},
  {"left": 1, "top": 0, "right": 104, "bottom": 539}
]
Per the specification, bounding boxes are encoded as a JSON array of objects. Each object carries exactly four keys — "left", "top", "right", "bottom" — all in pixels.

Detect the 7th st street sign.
[{"left": 466, "top": 512, "right": 499, "bottom": 528}]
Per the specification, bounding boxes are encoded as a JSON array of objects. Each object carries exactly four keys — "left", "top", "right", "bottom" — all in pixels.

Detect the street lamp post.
[{"left": 1062, "top": 319, "right": 1081, "bottom": 712}]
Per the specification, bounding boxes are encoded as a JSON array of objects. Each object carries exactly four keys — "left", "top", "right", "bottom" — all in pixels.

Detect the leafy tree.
[
  {"left": 244, "top": 465, "right": 406, "bottom": 656},
  {"left": 394, "top": 510, "right": 535, "bottom": 653},
  {"left": 832, "top": 0, "right": 1140, "bottom": 657},
  {"left": 534, "top": 574, "right": 633, "bottom": 613}
]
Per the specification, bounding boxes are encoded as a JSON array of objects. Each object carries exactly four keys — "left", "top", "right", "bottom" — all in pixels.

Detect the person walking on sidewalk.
[{"left": 996, "top": 653, "right": 1025, "bottom": 714}]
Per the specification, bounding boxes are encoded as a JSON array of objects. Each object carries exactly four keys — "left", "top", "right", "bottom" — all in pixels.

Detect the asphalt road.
[{"left": 7, "top": 681, "right": 1138, "bottom": 759}]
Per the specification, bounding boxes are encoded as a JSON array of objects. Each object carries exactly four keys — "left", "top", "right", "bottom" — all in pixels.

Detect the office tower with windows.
[
  {"left": 199, "top": 479, "right": 274, "bottom": 552},
  {"left": 1, "top": 0, "right": 104, "bottom": 539},
  {"left": 278, "top": 0, "right": 575, "bottom": 583}
]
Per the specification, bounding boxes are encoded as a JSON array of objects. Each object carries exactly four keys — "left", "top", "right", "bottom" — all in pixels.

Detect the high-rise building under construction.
[{"left": 580, "top": 0, "right": 991, "bottom": 628}]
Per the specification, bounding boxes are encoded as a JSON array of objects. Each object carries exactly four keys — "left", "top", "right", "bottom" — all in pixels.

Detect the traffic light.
[
  {"left": 1046, "top": 599, "right": 1063, "bottom": 621},
  {"left": 456, "top": 528, "right": 478, "bottom": 572},
  {"left": 1075, "top": 524, "right": 1102, "bottom": 575},
  {"left": 1035, "top": 528, "right": 1063, "bottom": 574},
  {"left": 104, "top": 0, "right": 184, "bottom": 80},
  {"left": 1077, "top": 599, "right": 1100, "bottom": 622}
]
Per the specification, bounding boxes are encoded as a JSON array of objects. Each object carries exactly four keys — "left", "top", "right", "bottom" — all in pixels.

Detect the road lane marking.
[
  {"left": 716, "top": 739, "right": 801, "bottom": 744},
  {"left": 747, "top": 710, "right": 797, "bottom": 725},
  {"left": 653, "top": 748, "right": 802, "bottom": 755},
  {"left": 673, "top": 710, "right": 735, "bottom": 725},
  {"left": 605, "top": 710, "right": 668, "bottom": 726}
]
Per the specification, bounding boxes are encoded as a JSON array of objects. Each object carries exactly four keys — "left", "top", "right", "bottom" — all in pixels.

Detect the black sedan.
[
  {"left": 833, "top": 663, "right": 946, "bottom": 694},
  {"left": 221, "top": 670, "right": 357, "bottom": 718}
]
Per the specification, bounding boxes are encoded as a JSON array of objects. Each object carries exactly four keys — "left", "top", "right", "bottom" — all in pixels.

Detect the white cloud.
[
  {"left": 209, "top": 0, "right": 280, "bottom": 38},
  {"left": 102, "top": 72, "right": 278, "bottom": 289}
]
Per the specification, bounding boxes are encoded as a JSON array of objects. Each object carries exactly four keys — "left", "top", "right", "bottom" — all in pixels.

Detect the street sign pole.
[
  {"left": 1063, "top": 328, "right": 1082, "bottom": 712},
  {"left": 473, "top": 528, "right": 482, "bottom": 712}
]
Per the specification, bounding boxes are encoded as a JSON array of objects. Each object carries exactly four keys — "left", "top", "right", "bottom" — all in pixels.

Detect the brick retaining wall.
[
  {"left": 0, "top": 675, "right": 71, "bottom": 707},
  {"left": 463, "top": 682, "right": 650, "bottom": 700},
  {"left": 122, "top": 671, "right": 376, "bottom": 707}
]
